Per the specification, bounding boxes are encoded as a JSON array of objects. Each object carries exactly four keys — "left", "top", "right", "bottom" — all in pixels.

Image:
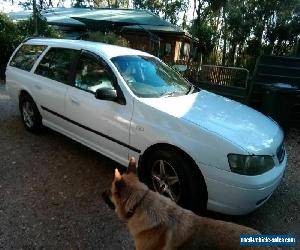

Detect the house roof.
[
  {"left": 8, "top": 7, "right": 189, "bottom": 36},
  {"left": 25, "top": 38, "right": 152, "bottom": 59}
]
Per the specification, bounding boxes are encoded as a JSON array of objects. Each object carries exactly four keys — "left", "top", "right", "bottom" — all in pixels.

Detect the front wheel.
[
  {"left": 140, "top": 148, "right": 207, "bottom": 214},
  {"left": 19, "top": 94, "right": 43, "bottom": 133}
]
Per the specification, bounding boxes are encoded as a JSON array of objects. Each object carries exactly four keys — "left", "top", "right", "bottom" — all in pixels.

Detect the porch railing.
[
  {"left": 182, "top": 64, "right": 250, "bottom": 103},
  {"left": 185, "top": 64, "right": 249, "bottom": 89}
]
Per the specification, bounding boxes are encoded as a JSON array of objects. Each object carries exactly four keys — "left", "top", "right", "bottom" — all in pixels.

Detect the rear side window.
[
  {"left": 10, "top": 44, "right": 47, "bottom": 71},
  {"left": 35, "top": 48, "right": 78, "bottom": 84}
]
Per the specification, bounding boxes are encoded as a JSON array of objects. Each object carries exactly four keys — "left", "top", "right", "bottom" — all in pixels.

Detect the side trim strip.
[{"left": 41, "top": 106, "right": 141, "bottom": 153}]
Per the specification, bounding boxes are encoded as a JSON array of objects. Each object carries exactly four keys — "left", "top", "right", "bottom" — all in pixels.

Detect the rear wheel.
[
  {"left": 140, "top": 147, "right": 207, "bottom": 214},
  {"left": 19, "top": 93, "right": 43, "bottom": 133}
]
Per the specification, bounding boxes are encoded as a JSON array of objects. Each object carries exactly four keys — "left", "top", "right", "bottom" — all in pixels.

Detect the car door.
[
  {"left": 32, "top": 47, "right": 80, "bottom": 128},
  {"left": 65, "top": 50, "right": 134, "bottom": 166}
]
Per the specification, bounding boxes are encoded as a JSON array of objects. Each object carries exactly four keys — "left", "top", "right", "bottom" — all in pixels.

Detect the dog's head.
[{"left": 102, "top": 157, "right": 148, "bottom": 220}]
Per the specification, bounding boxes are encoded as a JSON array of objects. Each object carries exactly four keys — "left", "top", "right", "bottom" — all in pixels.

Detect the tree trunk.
[
  {"left": 33, "top": 0, "right": 38, "bottom": 36},
  {"left": 114, "top": 0, "right": 118, "bottom": 8},
  {"left": 236, "top": 42, "right": 244, "bottom": 66},
  {"left": 228, "top": 42, "right": 237, "bottom": 65},
  {"left": 197, "top": 0, "right": 202, "bottom": 18},
  {"left": 221, "top": 6, "right": 227, "bottom": 65},
  {"left": 214, "top": 13, "right": 222, "bottom": 61},
  {"left": 296, "top": 39, "right": 300, "bottom": 57}
]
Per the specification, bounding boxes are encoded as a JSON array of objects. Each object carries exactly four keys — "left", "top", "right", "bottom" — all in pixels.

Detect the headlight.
[{"left": 227, "top": 154, "right": 275, "bottom": 176}]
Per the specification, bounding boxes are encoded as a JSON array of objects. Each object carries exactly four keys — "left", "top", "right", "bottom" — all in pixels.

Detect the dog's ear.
[
  {"left": 114, "top": 168, "right": 122, "bottom": 181},
  {"left": 114, "top": 168, "right": 125, "bottom": 192},
  {"left": 127, "top": 157, "right": 137, "bottom": 174}
]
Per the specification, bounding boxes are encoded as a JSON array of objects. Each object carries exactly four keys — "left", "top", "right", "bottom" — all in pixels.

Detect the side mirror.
[{"left": 95, "top": 88, "right": 118, "bottom": 101}]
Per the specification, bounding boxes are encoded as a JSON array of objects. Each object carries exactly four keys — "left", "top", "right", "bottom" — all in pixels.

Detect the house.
[{"left": 8, "top": 7, "right": 197, "bottom": 64}]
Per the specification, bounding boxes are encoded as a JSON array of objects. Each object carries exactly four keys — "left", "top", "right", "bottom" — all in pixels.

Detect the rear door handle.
[{"left": 70, "top": 96, "right": 80, "bottom": 105}]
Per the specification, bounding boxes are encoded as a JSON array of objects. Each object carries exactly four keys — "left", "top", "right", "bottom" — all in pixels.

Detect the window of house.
[
  {"left": 35, "top": 48, "right": 78, "bottom": 84},
  {"left": 180, "top": 42, "right": 190, "bottom": 58},
  {"left": 10, "top": 44, "right": 47, "bottom": 72},
  {"left": 74, "top": 54, "right": 114, "bottom": 94},
  {"left": 184, "top": 43, "right": 190, "bottom": 56},
  {"left": 165, "top": 43, "right": 172, "bottom": 55}
]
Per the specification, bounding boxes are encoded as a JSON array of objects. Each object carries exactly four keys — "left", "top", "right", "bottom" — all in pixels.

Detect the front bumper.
[{"left": 198, "top": 154, "right": 287, "bottom": 215}]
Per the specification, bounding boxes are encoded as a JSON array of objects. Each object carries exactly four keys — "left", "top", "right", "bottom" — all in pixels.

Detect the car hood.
[{"left": 140, "top": 90, "right": 283, "bottom": 154}]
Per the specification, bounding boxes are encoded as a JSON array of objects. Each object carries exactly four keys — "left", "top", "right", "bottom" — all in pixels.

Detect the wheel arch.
[
  {"left": 18, "top": 89, "right": 40, "bottom": 112},
  {"left": 18, "top": 88, "right": 43, "bottom": 133},
  {"left": 19, "top": 89, "right": 33, "bottom": 100},
  {"left": 138, "top": 142, "right": 208, "bottom": 204}
]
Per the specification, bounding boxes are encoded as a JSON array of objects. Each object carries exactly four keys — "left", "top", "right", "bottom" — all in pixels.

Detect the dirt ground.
[{"left": 0, "top": 82, "right": 299, "bottom": 249}]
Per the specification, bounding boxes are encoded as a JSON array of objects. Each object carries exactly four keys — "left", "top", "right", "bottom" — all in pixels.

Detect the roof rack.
[{"left": 21, "top": 36, "right": 48, "bottom": 43}]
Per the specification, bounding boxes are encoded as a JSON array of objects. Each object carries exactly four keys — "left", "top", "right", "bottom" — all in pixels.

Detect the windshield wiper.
[
  {"left": 186, "top": 85, "right": 194, "bottom": 94},
  {"left": 161, "top": 90, "right": 178, "bottom": 97},
  {"left": 186, "top": 85, "right": 200, "bottom": 95}
]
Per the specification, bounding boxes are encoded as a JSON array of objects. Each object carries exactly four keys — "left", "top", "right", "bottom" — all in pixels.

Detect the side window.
[
  {"left": 74, "top": 54, "right": 115, "bottom": 93},
  {"left": 10, "top": 44, "right": 46, "bottom": 71},
  {"left": 35, "top": 48, "right": 78, "bottom": 84}
]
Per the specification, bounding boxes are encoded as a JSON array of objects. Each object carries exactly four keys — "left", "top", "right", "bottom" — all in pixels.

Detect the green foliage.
[
  {"left": 163, "top": 0, "right": 189, "bottom": 24},
  {"left": 189, "top": 0, "right": 300, "bottom": 70},
  {"left": 190, "top": 20, "right": 216, "bottom": 56},
  {"left": 84, "top": 31, "right": 130, "bottom": 47},
  {"left": 133, "top": 0, "right": 163, "bottom": 15},
  {"left": 133, "top": 0, "right": 188, "bottom": 25},
  {"left": 0, "top": 12, "right": 61, "bottom": 79},
  {"left": 73, "top": 0, "right": 90, "bottom": 8},
  {"left": 72, "top": 0, "right": 130, "bottom": 8},
  {"left": 0, "top": 12, "right": 22, "bottom": 79},
  {"left": 17, "top": 13, "right": 62, "bottom": 38}
]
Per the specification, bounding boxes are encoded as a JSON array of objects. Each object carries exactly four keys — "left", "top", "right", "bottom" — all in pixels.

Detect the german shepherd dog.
[{"left": 102, "top": 157, "right": 263, "bottom": 250}]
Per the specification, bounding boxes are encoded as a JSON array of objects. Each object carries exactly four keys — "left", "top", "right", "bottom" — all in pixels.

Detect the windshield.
[{"left": 111, "top": 55, "right": 192, "bottom": 98}]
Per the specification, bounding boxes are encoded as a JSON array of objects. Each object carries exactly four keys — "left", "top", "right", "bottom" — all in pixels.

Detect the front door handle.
[{"left": 70, "top": 96, "right": 80, "bottom": 105}]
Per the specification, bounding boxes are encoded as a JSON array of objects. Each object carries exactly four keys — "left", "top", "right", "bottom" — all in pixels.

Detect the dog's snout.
[{"left": 102, "top": 189, "right": 115, "bottom": 210}]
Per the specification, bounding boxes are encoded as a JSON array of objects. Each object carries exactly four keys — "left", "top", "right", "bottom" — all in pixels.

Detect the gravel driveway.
[{"left": 0, "top": 83, "right": 299, "bottom": 249}]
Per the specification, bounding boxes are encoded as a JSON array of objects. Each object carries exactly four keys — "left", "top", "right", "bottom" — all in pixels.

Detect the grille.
[{"left": 277, "top": 143, "right": 285, "bottom": 163}]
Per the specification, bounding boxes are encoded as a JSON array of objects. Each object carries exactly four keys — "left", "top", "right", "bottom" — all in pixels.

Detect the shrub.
[
  {"left": 17, "top": 13, "right": 62, "bottom": 38},
  {"left": 0, "top": 12, "right": 22, "bottom": 79},
  {"left": 0, "top": 12, "right": 61, "bottom": 80},
  {"left": 84, "top": 31, "right": 129, "bottom": 47}
]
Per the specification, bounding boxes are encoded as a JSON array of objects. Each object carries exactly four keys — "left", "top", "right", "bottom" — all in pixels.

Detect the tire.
[
  {"left": 140, "top": 147, "right": 207, "bottom": 214},
  {"left": 19, "top": 93, "right": 43, "bottom": 133}
]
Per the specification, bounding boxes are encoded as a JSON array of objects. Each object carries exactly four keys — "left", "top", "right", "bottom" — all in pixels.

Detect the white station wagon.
[{"left": 6, "top": 38, "right": 287, "bottom": 215}]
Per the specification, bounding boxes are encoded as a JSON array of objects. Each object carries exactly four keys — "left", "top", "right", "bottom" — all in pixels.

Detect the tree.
[
  {"left": 72, "top": 0, "right": 130, "bottom": 8},
  {"left": 0, "top": 13, "right": 22, "bottom": 79},
  {"left": 163, "top": 0, "right": 189, "bottom": 24},
  {"left": 133, "top": 0, "right": 163, "bottom": 15},
  {"left": 190, "top": 19, "right": 217, "bottom": 58},
  {"left": 83, "top": 31, "right": 129, "bottom": 46},
  {"left": 17, "top": 12, "right": 62, "bottom": 38},
  {"left": 133, "top": 0, "right": 188, "bottom": 25},
  {"left": 0, "top": 13, "right": 61, "bottom": 79},
  {"left": 18, "top": 0, "right": 55, "bottom": 9},
  {"left": 189, "top": 0, "right": 300, "bottom": 69}
]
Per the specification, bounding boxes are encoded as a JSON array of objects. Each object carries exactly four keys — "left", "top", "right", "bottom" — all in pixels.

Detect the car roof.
[{"left": 24, "top": 38, "right": 152, "bottom": 60}]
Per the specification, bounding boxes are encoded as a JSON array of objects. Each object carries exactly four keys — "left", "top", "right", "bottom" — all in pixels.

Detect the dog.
[{"left": 102, "top": 157, "right": 263, "bottom": 250}]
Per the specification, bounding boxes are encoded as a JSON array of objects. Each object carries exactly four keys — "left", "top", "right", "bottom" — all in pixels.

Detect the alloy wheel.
[
  {"left": 22, "top": 101, "right": 35, "bottom": 128},
  {"left": 151, "top": 160, "right": 181, "bottom": 202}
]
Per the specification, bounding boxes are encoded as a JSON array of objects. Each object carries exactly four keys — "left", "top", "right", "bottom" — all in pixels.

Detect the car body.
[{"left": 5, "top": 38, "right": 287, "bottom": 215}]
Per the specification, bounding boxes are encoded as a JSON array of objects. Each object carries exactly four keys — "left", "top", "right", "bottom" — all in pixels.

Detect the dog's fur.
[{"left": 103, "top": 157, "right": 263, "bottom": 250}]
